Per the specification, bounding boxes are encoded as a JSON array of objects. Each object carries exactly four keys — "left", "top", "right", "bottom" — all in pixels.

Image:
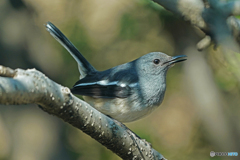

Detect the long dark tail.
[{"left": 45, "top": 22, "right": 96, "bottom": 77}]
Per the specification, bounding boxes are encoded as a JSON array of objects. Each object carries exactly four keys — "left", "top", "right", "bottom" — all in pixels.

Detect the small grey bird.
[{"left": 46, "top": 22, "right": 187, "bottom": 123}]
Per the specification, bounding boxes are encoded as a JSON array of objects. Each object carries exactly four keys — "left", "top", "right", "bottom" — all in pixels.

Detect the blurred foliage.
[
  {"left": 0, "top": 0, "right": 239, "bottom": 160},
  {"left": 120, "top": 14, "right": 139, "bottom": 40}
]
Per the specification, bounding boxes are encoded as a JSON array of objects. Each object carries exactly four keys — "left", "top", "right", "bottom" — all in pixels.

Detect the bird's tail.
[{"left": 45, "top": 21, "right": 96, "bottom": 77}]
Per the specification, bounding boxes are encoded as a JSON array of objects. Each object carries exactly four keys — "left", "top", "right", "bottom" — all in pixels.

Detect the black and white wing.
[{"left": 71, "top": 67, "right": 138, "bottom": 98}]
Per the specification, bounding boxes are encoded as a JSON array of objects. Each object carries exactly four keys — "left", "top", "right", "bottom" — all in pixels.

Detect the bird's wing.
[
  {"left": 71, "top": 80, "right": 132, "bottom": 98},
  {"left": 71, "top": 68, "right": 138, "bottom": 98}
]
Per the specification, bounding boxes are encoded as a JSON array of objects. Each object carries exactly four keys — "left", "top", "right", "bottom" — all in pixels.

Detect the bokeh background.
[{"left": 0, "top": 0, "right": 240, "bottom": 160}]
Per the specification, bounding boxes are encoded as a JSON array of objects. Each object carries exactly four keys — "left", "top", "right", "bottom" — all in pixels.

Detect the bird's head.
[{"left": 137, "top": 52, "right": 187, "bottom": 75}]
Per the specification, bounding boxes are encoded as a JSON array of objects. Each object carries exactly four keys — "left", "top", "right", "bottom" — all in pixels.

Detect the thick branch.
[{"left": 0, "top": 65, "right": 165, "bottom": 160}]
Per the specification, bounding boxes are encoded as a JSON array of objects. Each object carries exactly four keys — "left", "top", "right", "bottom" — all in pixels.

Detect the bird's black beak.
[{"left": 162, "top": 55, "right": 187, "bottom": 66}]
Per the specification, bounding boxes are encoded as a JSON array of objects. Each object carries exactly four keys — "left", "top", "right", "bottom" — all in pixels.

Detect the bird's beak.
[{"left": 162, "top": 55, "right": 187, "bottom": 66}]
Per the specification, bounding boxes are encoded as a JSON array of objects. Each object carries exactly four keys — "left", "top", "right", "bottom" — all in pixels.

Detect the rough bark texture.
[{"left": 0, "top": 65, "right": 165, "bottom": 160}]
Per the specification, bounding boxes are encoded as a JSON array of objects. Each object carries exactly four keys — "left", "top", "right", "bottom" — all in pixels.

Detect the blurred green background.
[{"left": 0, "top": 0, "right": 239, "bottom": 160}]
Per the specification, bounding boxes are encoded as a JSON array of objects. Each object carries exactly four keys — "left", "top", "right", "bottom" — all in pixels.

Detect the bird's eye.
[{"left": 153, "top": 59, "right": 160, "bottom": 65}]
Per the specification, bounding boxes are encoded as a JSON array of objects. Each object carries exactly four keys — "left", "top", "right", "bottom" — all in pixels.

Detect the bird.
[{"left": 45, "top": 21, "right": 187, "bottom": 123}]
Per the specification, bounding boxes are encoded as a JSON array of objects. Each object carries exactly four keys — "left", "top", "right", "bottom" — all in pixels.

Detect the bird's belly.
[{"left": 83, "top": 96, "right": 157, "bottom": 122}]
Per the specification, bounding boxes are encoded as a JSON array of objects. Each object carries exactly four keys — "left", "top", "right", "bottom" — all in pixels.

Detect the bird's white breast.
[{"left": 83, "top": 96, "right": 158, "bottom": 122}]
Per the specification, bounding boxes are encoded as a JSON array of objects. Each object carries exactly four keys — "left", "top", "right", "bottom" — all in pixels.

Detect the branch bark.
[{"left": 0, "top": 65, "right": 165, "bottom": 160}]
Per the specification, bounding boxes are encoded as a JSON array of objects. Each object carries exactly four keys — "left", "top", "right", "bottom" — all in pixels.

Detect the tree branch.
[
  {"left": 0, "top": 65, "right": 166, "bottom": 160},
  {"left": 152, "top": 0, "right": 240, "bottom": 51}
]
